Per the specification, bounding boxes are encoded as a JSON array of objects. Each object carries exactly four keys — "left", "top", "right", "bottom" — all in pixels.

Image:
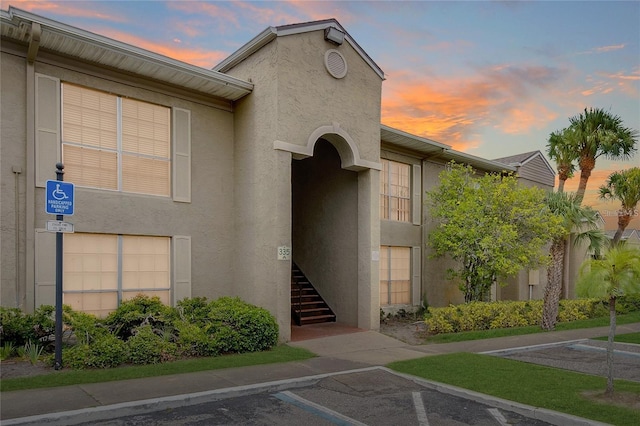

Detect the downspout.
[
  {"left": 13, "top": 167, "right": 22, "bottom": 308},
  {"left": 25, "top": 21, "right": 41, "bottom": 311}
]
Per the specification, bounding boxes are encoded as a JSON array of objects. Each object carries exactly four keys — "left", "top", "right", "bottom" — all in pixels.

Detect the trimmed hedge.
[{"left": 424, "top": 298, "right": 617, "bottom": 334}]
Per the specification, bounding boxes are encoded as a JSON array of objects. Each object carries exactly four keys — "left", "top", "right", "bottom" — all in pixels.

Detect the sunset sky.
[{"left": 6, "top": 0, "right": 640, "bottom": 230}]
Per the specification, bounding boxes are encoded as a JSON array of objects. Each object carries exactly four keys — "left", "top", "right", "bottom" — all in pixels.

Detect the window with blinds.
[
  {"left": 380, "top": 159, "right": 411, "bottom": 222},
  {"left": 62, "top": 84, "right": 170, "bottom": 196},
  {"left": 379, "top": 246, "right": 411, "bottom": 305},
  {"left": 63, "top": 233, "right": 171, "bottom": 317}
]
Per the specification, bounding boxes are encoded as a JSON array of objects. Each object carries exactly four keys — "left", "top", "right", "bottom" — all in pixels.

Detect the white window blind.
[
  {"left": 62, "top": 233, "right": 171, "bottom": 317},
  {"left": 62, "top": 84, "right": 171, "bottom": 196},
  {"left": 379, "top": 246, "right": 411, "bottom": 305},
  {"left": 380, "top": 159, "right": 411, "bottom": 222}
]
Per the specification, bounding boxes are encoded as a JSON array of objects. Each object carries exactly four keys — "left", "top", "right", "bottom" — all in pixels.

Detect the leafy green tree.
[
  {"left": 567, "top": 108, "right": 637, "bottom": 205},
  {"left": 547, "top": 128, "right": 577, "bottom": 193},
  {"left": 599, "top": 167, "right": 640, "bottom": 246},
  {"left": 577, "top": 246, "right": 640, "bottom": 395},
  {"left": 427, "top": 162, "right": 564, "bottom": 302},
  {"left": 542, "top": 191, "right": 604, "bottom": 331}
]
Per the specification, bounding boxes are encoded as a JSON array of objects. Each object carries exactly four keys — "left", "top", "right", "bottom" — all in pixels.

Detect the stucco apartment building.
[{"left": 1, "top": 8, "right": 557, "bottom": 341}]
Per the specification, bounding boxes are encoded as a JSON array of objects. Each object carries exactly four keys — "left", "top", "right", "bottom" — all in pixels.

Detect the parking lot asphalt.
[{"left": 2, "top": 322, "right": 639, "bottom": 425}]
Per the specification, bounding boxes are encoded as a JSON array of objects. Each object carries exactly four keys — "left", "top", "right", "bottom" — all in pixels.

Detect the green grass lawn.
[
  {"left": 388, "top": 353, "right": 640, "bottom": 426},
  {"left": 0, "top": 345, "right": 315, "bottom": 392},
  {"left": 594, "top": 332, "right": 640, "bottom": 344}
]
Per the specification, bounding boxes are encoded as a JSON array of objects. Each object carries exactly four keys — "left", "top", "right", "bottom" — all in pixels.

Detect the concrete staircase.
[{"left": 291, "top": 263, "right": 336, "bottom": 326}]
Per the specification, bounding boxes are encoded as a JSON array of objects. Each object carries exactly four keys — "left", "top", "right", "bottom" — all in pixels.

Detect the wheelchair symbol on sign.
[{"left": 51, "top": 184, "right": 69, "bottom": 200}]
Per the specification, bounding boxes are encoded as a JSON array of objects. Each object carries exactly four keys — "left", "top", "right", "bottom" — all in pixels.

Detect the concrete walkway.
[{"left": 2, "top": 322, "right": 639, "bottom": 424}]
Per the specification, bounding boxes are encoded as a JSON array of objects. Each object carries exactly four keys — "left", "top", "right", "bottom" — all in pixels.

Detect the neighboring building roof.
[
  {"left": 381, "top": 125, "right": 516, "bottom": 173},
  {"left": 213, "top": 19, "right": 385, "bottom": 80},
  {"left": 493, "top": 150, "right": 556, "bottom": 187},
  {"left": 493, "top": 151, "right": 556, "bottom": 175},
  {"left": 1, "top": 7, "right": 253, "bottom": 101},
  {"left": 605, "top": 229, "right": 638, "bottom": 240}
]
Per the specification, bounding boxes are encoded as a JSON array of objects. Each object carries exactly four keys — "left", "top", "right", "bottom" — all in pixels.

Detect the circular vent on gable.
[{"left": 324, "top": 49, "right": 347, "bottom": 79}]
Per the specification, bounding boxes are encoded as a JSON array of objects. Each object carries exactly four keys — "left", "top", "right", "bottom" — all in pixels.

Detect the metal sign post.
[{"left": 47, "top": 163, "right": 75, "bottom": 370}]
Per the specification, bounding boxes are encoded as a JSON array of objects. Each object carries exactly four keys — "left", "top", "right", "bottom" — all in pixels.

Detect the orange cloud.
[
  {"left": 98, "top": 29, "right": 227, "bottom": 68},
  {"left": 381, "top": 64, "right": 562, "bottom": 148},
  {"left": 7, "top": 0, "right": 126, "bottom": 22}
]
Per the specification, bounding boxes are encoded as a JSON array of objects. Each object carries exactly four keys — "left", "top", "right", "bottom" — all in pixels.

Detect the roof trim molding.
[
  {"left": 214, "top": 19, "right": 385, "bottom": 80},
  {"left": 2, "top": 7, "right": 253, "bottom": 100}
]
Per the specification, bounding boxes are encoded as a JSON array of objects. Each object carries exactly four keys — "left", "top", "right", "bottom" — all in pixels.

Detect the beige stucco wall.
[
  {"left": 1, "top": 50, "right": 28, "bottom": 309},
  {"left": 224, "top": 29, "right": 383, "bottom": 338},
  {"left": 421, "top": 161, "right": 466, "bottom": 306},
  {"left": 273, "top": 33, "right": 381, "bottom": 165},
  {"left": 0, "top": 47, "right": 238, "bottom": 311}
]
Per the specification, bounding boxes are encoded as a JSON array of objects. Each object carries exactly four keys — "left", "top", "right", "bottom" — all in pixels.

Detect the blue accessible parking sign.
[{"left": 46, "top": 180, "right": 75, "bottom": 216}]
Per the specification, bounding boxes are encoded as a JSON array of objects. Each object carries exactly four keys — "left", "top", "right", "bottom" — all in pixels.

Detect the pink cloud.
[
  {"left": 98, "top": 29, "right": 227, "bottom": 68},
  {"left": 593, "top": 44, "right": 626, "bottom": 53},
  {"left": 7, "top": 0, "right": 126, "bottom": 22}
]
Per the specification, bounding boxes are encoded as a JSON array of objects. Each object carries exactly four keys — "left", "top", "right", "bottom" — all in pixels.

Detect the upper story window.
[
  {"left": 62, "top": 84, "right": 171, "bottom": 196},
  {"left": 380, "top": 159, "right": 411, "bottom": 222}
]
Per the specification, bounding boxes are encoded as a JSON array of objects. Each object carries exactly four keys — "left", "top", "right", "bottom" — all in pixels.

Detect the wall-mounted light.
[{"left": 324, "top": 27, "right": 345, "bottom": 46}]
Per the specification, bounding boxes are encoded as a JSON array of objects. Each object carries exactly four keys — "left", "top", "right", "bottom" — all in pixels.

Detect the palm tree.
[
  {"left": 546, "top": 128, "right": 577, "bottom": 193},
  {"left": 599, "top": 167, "right": 640, "bottom": 246},
  {"left": 577, "top": 246, "right": 640, "bottom": 395},
  {"left": 567, "top": 108, "right": 638, "bottom": 205},
  {"left": 541, "top": 191, "right": 605, "bottom": 331}
]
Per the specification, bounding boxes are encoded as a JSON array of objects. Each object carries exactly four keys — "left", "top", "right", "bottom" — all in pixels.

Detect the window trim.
[{"left": 380, "top": 158, "right": 412, "bottom": 223}]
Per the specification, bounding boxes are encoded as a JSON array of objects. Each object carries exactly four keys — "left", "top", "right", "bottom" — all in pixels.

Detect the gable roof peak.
[{"left": 214, "top": 18, "right": 384, "bottom": 80}]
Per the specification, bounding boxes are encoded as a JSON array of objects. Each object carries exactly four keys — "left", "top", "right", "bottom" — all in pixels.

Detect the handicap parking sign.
[{"left": 46, "top": 180, "right": 75, "bottom": 216}]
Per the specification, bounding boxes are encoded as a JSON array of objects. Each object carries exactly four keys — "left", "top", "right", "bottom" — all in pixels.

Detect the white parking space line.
[
  {"left": 274, "top": 391, "right": 368, "bottom": 426},
  {"left": 412, "top": 392, "right": 430, "bottom": 426},
  {"left": 487, "top": 408, "right": 509, "bottom": 426}
]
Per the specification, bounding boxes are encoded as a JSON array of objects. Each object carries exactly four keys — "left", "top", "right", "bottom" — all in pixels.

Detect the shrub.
[
  {"left": 0, "top": 306, "right": 56, "bottom": 347},
  {"left": 424, "top": 299, "right": 610, "bottom": 335},
  {"left": 127, "top": 325, "right": 178, "bottom": 364},
  {"left": 63, "top": 306, "right": 109, "bottom": 345},
  {"left": 173, "top": 320, "right": 218, "bottom": 357},
  {"left": 104, "top": 295, "right": 174, "bottom": 340},
  {"left": 206, "top": 297, "right": 279, "bottom": 353},
  {"left": 62, "top": 333, "right": 128, "bottom": 369},
  {"left": 616, "top": 294, "right": 640, "bottom": 313},
  {"left": 175, "top": 297, "right": 209, "bottom": 324}
]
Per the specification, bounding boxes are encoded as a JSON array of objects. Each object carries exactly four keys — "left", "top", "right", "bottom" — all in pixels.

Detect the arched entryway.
[{"left": 292, "top": 138, "right": 359, "bottom": 326}]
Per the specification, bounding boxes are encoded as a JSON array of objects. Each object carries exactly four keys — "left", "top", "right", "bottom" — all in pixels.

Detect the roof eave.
[
  {"left": 2, "top": 7, "right": 253, "bottom": 101},
  {"left": 381, "top": 125, "right": 516, "bottom": 173}
]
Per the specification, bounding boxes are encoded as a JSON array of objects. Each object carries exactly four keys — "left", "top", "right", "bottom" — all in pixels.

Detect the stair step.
[
  {"left": 291, "top": 262, "right": 335, "bottom": 326},
  {"left": 300, "top": 314, "right": 336, "bottom": 325}
]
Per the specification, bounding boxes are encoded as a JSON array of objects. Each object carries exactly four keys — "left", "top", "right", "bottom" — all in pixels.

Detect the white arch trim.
[{"left": 273, "top": 122, "right": 381, "bottom": 171}]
